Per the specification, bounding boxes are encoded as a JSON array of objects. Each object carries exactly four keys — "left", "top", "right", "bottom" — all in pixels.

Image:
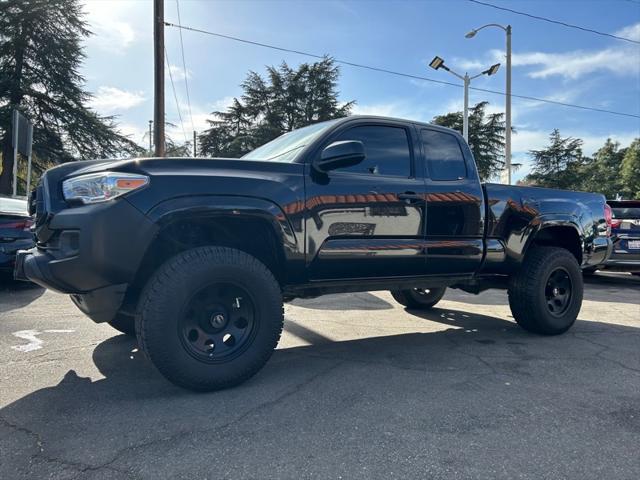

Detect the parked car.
[
  {"left": 0, "top": 196, "right": 34, "bottom": 275},
  {"left": 592, "top": 200, "right": 640, "bottom": 275},
  {"left": 15, "top": 116, "right": 613, "bottom": 391}
]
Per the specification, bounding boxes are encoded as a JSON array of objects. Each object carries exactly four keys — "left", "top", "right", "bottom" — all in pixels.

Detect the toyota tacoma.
[{"left": 15, "top": 116, "right": 613, "bottom": 391}]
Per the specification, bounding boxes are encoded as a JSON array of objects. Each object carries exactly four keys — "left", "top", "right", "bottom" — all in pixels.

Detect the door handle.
[{"left": 398, "top": 192, "right": 423, "bottom": 204}]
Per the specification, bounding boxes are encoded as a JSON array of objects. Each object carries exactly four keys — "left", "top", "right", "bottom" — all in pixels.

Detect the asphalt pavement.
[{"left": 1, "top": 272, "right": 639, "bottom": 479}]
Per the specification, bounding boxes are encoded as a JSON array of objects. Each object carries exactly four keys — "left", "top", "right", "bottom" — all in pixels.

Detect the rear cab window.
[{"left": 421, "top": 129, "right": 467, "bottom": 181}]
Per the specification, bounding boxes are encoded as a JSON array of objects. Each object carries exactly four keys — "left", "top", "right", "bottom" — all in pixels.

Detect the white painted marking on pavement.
[{"left": 10, "top": 329, "right": 76, "bottom": 352}]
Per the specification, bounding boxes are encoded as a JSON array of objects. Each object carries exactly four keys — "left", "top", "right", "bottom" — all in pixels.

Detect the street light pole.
[
  {"left": 463, "top": 74, "right": 470, "bottom": 142},
  {"left": 466, "top": 23, "right": 512, "bottom": 184},
  {"left": 429, "top": 56, "right": 500, "bottom": 144}
]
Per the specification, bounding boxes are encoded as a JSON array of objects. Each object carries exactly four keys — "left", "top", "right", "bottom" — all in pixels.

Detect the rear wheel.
[
  {"left": 390, "top": 287, "right": 446, "bottom": 309},
  {"left": 136, "top": 246, "right": 284, "bottom": 391},
  {"left": 508, "top": 246, "right": 583, "bottom": 335}
]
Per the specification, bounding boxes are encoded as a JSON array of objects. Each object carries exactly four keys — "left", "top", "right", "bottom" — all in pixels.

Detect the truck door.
[
  {"left": 305, "top": 121, "right": 427, "bottom": 279},
  {"left": 420, "top": 127, "right": 485, "bottom": 275}
]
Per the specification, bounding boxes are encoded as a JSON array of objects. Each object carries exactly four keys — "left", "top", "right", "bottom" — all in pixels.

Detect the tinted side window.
[
  {"left": 334, "top": 125, "right": 411, "bottom": 177},
  {"left": 422, "top": 129, "right": 467, "bottom": 181}
]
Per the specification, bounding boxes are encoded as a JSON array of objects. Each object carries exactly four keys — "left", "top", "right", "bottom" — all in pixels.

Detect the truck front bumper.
[{"left": 14, "top": 198, "right": 157, "bottom": 322}]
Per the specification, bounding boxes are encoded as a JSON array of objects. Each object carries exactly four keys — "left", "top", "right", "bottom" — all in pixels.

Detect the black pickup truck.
[{"left": 15, "top": 116, "right": 612, "bottom": 391}]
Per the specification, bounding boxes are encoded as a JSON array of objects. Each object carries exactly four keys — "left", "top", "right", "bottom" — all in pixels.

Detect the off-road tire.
[
  {"left": 108, "top": 313, "right": 136, "bottom": 336},
  {"left": 390, "top": 287, "right": 446, "bottom": 309},
  {"left": 508, "top": 246, "right": 583, "bottom": 335},
  {"left": 136, "top": 246, "right": 284, "bottom": 392}
]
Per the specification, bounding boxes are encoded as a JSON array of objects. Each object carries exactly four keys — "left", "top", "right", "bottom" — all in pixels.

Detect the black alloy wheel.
[
  {"left": 180, "top": 282, "right": 257, "bottom": 363},
  {"left": 545, "top": 267, "right": 573, "bottom": 317}
]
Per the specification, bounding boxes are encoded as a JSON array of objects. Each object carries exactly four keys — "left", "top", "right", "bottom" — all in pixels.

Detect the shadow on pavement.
[
  {"left": 1, "top": 306, "right": 639, "bottom": 479},
  {"left": 0, "top": 276, "right": 45, "bottom": 314},
  {"left": 442, "top": 271, "right": 640, "bottom": 307},
  {"left": 290, "top": 291, "right": 393, "bottom": 310}
]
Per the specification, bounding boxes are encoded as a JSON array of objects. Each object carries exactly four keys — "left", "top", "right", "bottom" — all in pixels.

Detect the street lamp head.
[
  {"left": 429, "top": 56, "right": 445, "bottom": 70},
  {"left": 483, "top": 63, "right": 501, "bottom": 76},
  {"left": 465, "top": 30, "right": 477, "bottom": 39}
]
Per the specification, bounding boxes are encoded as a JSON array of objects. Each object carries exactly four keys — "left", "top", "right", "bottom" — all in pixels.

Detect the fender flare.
[
  {"left": 522, "top": 214, "right": 585, "bottom": 260},
  {"left": 146, "top": 194, "right": 302, "bottom": 261}
]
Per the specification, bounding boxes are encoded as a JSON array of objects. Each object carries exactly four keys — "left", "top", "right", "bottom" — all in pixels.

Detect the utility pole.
[
  {"left": 153, "top": 0, "right": 165, "bottom": 157},
  {"left": 193, "top": 130, "right": 197, "bottom": 157}
]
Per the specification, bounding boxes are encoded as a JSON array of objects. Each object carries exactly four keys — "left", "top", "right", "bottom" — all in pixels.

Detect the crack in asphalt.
[
  {"left": 1, "top": 360, "right": 345, "bottom": 476},
  {"left": 573, "top": 334, "right": 640, "bottom": 374},
  {"left": 0, "top": 415, "right": 134, "bottom": 478}
]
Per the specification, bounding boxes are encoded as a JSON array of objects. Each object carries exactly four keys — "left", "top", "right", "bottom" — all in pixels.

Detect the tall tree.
[
  {"left": 432, "top": 101, "right": 506, "bottom": 181},
  {"left": 0, "top": 0, "right": 140, "bottom": 194},
  {"left": 621, "top": 138, "right": 640, "bottom": 199},
  {"left": 581, "top": 139, "right": 626, "bottom": 199},
  {"left": 199, "top": 58, "right": 354, "bottom": 158},
  {"left": 525, "top": 129, "right": 584, "bottom": 190}
]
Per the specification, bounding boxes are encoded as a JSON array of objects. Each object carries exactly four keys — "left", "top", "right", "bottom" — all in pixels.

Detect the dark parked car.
[
  {"left": 596, "top": 200, "right": 640, "bottom": 275},
  {"left": 15, "top": 116, "right": 613, "bottom": 391},
  {"left": 1, "top": 196, "right": 34, "bottom": 275}
]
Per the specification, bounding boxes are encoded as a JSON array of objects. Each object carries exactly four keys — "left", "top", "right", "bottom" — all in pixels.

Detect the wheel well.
[
  {"left": 531, "top": 226, "right": 582, "bottom": 264},
  {"left": 123, "top": 216, "right": 285, "bottom": 310}
]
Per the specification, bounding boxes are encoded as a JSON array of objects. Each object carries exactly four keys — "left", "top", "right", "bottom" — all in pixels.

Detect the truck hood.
[{"left": 65, "top": 156, "right": 303, "bottom": 179}]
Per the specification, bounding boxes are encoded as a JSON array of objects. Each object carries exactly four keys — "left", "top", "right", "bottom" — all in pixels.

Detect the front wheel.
[
  {"left": 390, "top": 287, "right": 446, "bottom": 309},
  {"left": 508, "top": 246, "right": 583, "bottom": 335},
  {"left": 136, "top": 246, "right": 284, "bottom": 391}
]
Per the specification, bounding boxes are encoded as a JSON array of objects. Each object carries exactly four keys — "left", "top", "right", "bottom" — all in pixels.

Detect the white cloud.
[
  {"left": 455, "top": 22, "right": 640, "bottom": 80},
  {"left": 117, "top": 123, "right": 148, "bottom": 146},
  {"left": 616, "top": 23, "right": 640, "bottom": 42},
  {"left": 83, "top": 1, "right": 141, "bottom": 53},
  {"left": 90, "top": 86, "right": 146, "bottom": 114},
  {"left": 211, "top": 96, "right": 235, "bottom": 113},
  {"left": 167, "top": 64, "right": 192, "bottom": 81},
  {"left": 352, "top": 102, "right": 410, "bottom": 118},
  {"left": 451, "top": 58, "right": 486, "bottom": 72},
  {"left": 512, "top": 48, "right": 639, "bottom": 80}
]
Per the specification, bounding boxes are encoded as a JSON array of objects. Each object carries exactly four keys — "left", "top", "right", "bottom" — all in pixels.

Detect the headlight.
[{"left": 62, "top": 172, "right": 149, "bottom": 205}]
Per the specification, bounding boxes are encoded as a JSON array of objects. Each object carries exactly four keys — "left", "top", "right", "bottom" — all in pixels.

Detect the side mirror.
[{"left": 313, "top": 140, "right": 365, "bottom": 172}]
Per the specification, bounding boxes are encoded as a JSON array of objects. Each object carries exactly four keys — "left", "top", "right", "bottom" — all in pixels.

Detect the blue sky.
[{"left": 82, "top": 0, "right": 640, "bottom": 180}]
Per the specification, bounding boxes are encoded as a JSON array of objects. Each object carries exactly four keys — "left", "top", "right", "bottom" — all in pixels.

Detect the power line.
[
  {"left": 164, "top": 22, "right": 640, "bottom": 119},
  {"left": 175, "top": 0, "right": 195, "bottom": 133},
  {"left": 164, "top": 46, "right": 188, "bottom": 143},
  {"left": 467, "top": 0, "right": 640, "bottom": 45}
]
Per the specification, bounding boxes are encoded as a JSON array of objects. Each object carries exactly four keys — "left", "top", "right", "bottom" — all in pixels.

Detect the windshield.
[{"left": 242, "top": 119, "right": 341, "bottom": 163}]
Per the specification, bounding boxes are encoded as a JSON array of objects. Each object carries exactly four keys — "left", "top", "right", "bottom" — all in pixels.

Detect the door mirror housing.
[{"left": 313, "top": 140, "right": 365, "bottom": 172}]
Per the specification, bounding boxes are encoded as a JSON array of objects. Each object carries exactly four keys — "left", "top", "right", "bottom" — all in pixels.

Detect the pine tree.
[
  {"left": 0, "top": 0, "right": 141, "bottom": 194},
  {"left": 432, "top": 101, "right": 506, "bottom": 181},
  {"left": 525, "top": 129, "right": 584, "bottom": 190},
  {"left": 199, "top": 58, "right": 354, "bottom": 157}
]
